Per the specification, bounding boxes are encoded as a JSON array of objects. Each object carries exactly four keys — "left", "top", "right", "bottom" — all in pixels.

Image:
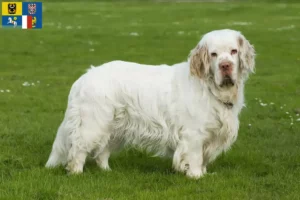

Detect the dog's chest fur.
[{"left": 202, "top": 106, "right": 239, "bottom": 165}]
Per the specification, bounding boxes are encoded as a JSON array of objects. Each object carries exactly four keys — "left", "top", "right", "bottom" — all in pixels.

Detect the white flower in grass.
[
  {"left": 0, "top": 90, "right": 4, "bottom": 93},
  {"left": 129, "top": 32, "right": 139, "bottom": 36},
  {"left": 271, "top": 25, "right": 295, "bottom": 31},
  {"left": 280, "top": 106, "right": 283, "bottom": 109},
  {"left": 296, "top": 114, "right": 299, "bottom": 116},
  {"left": 6, "top": 89, "right": 10, "bottom": 92},
  {"left": 22, "top": 82, "right": 30, "bottom": 86},
  {"left": 260, "top": 103, "right": 267, "bottom": 107},
  {"left": 296, "top": 118, "right": 300, "bottom": 121},
  {"left": 286, "top": 112, "right": 289, "bottom": 114},
  {"left": 229, "top": 22, "right": 252, "bottom": 26},
  {"left": 270, "top": 102, "right": 275, "bottom": 105}
]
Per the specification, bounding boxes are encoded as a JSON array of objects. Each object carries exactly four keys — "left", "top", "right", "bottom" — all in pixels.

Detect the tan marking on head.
[
  {"left": 189, "top": 44, "right": 210, "bottom": 79},
  {"left": 238, "top": 34, "right": 256, "bottom": 73}
]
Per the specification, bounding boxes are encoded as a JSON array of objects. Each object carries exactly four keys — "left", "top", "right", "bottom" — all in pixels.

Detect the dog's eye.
[
  {"left": 231, "top": 49, "right": 237, "bottom": 55},
  {"left": 211, "top": 52, "right": 217, "bottom": 57}
]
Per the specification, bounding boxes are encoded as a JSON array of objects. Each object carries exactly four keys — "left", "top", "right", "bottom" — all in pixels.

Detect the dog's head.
[
  {"left": 8, "top": 3, "right": 17, "bottom": 14},
  {"left": 189, "top": 29, "right": 255, "bottom": 88}
]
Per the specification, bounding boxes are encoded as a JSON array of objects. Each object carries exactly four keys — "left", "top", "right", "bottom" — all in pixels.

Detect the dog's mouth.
[{"left": 220, "top": 75, "right": 235, "bottom": 87}]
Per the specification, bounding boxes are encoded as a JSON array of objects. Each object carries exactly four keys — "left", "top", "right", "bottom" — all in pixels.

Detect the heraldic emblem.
[{"left": 28, "top": 3, "right": 36, "bottom": 15}]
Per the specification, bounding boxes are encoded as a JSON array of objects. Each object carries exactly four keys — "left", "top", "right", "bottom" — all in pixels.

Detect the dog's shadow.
[
  {"left": 85, "top": 149, "right": 175, "bottom": 175},
  {"left": 81, "top": 150, "right": 240, "bottom": 176},
  {"left": 45, "top": 150, "right": 243, "bottom": 177}
]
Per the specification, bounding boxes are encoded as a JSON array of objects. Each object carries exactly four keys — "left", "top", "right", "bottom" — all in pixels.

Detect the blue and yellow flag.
[{"left": 1, "top": 2, "right": 42, "bottom": 29}]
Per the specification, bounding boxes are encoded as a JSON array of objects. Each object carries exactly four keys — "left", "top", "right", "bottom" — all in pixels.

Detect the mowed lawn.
[{"left": 1, "top": 1, "right": 300, "bottom": 199}]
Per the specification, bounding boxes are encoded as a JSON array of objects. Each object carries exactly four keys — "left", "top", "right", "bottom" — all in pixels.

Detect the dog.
[{"left": 46, "top": 29, "right": 255, "bottom": 179}]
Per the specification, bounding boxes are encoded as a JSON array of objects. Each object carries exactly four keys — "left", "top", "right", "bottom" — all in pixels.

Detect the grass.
[{"left": 1, "top": 1, "right": 300, "bottom": 199}]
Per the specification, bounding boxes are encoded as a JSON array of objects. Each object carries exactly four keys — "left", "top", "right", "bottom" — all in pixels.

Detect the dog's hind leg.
[
  {"left": 65, "top": 122, "right": 94, "bottom": 174},
  {"left": 94, "top": 137, "right": 124, "bottom": 171},
  {"left": 60, "top": 105, "right": 89, "bottom": 174},
  {"left": 46, "top": 78, "right": 84, "bottom": 169},
  {"left": 66, "top": 148, "right": 88, "bottom": 174},
  {"left": 66, "top": 103, "right": 113, "bottom": 174},
  {"left": 65, "top": 123, "right": 95, "bottom": 174},
  {"left": 95, "top": 146, "right": 111, "bottom": 171}
]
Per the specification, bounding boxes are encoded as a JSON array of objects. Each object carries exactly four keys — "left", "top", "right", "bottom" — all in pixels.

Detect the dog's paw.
[
  {"left": 202, "top": 166, "right": 207, "bottom": 174},
  {"left": 66, "top": 163, "right": 83, "bottom": 174},
  {"left": 186, "top": 168, "right": 204, "bottom": 179},
  {"left": 100, "top": 165, "right": 111, "bottom": 171}
]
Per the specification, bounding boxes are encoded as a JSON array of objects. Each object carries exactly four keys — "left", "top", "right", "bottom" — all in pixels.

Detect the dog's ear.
[
  {"left": 189, "top": 44, "right": 210, "bottom": 79},
  {"left": 238, "top": 33, "right": 255, "bottom": 73}
]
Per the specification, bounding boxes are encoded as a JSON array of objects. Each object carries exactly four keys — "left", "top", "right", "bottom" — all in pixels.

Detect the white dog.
[{"left": 46, "top": 29, "right": 255, "bottom": 179}]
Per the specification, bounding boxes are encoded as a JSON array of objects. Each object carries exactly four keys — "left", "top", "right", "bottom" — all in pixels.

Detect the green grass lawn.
[{"left": 1, "top": 1, "right": 300, "bottom": 199}]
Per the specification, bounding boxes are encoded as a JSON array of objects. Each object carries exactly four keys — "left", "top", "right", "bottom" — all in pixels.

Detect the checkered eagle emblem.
[{"left": 28, "top": 3, "right": 36, "bottom": 15}]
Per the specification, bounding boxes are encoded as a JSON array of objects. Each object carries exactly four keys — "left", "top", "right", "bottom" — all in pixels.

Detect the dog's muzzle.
[{"left": 220, "top": 75, "right": 235, "bottom": 87}]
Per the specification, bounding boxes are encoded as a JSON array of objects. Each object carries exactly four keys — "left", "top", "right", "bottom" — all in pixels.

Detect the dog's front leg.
[{"left": 173, "top": 130, "right": 205, "bottom": 179}]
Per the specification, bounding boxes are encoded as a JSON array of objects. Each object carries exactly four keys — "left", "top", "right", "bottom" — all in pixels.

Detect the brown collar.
[
  {"left": 208, "top": 87, "right": 234, "bottom": 109},
  {"left": 223, "top": 101, "right": 234, "bottom": 109}
]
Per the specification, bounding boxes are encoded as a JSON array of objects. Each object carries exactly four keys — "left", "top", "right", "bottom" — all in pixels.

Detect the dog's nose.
[{"left": 219, "top": 62, "right": 232, "bottom": 72}]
